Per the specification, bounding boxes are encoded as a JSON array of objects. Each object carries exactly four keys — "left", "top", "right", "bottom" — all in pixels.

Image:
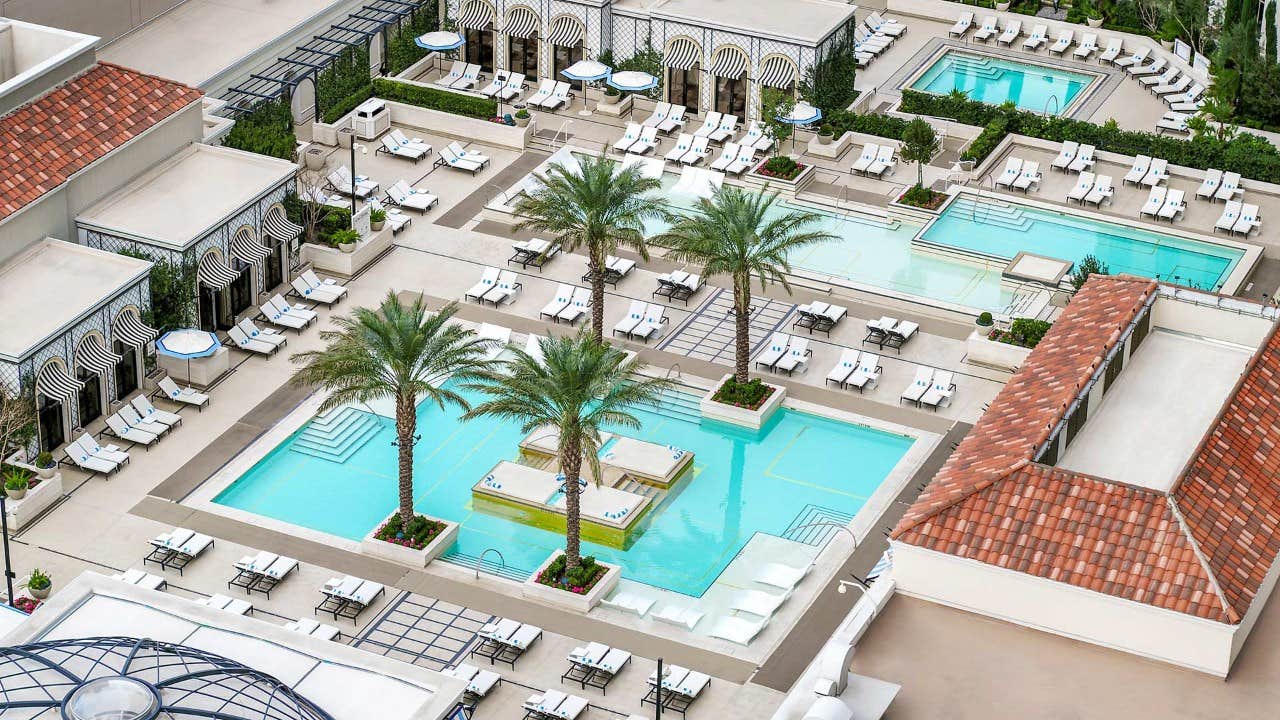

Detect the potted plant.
[
  {"left": 331, "top": 228, "right": 359, "bottom": 254},
  {"left": 817, "top": 125, "right": 834, "bottom": 145},
  {"left": 34, "top": 452, "right": 55, "bottom": 480},
  {"left": 601, "top": 86, "right": 621, "bottom": 106},
  {"left": 514, "top": 107, "right": 531, "bottom": 127},
  {"left": 23, "top": 569, "right": 51, "bottom": 600},
  {"left": 370, "top": 208, "right": 386, "bottom": 232},
  {"left": 976, "top": 311, "right": 994, "bottom": 333},
  {"left": 995, "top": 0, "right": 1011, "bottom": 10},
  {"left": 304, "top": 147, "right": 326, "bottom": 171},
  {"left": 4, "top": 470, "right": 28, "bottom": 500}
]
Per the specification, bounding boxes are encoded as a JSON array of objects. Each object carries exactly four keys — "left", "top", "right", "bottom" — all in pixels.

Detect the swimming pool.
[
  {"left": 910, "top": 50, "right": 1095, "bottom": 114},
  {"left": 214, "top": 384, "right": 914, "bottom": 597},
  {"left": 921, "top": 196, "right": 1245, "bottom": 291}
]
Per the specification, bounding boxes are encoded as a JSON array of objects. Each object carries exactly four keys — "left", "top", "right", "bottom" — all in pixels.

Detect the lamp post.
[
  {"left": 1, "top": 494, "right": 14, "bottom": 607},
  {"left": 654, "top": 656, "right": 663, "bottom": 719}
]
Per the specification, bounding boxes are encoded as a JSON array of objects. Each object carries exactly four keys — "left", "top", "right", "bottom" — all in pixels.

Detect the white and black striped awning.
[
  {"left": 113, "top": 308, "right": 157, "bottom": 347},
  {"left": 76, "top": 334, "right": 122, "bottom": 377},
  {"left": 198, "top": 252, "right": 241, "bottom": 291},
  {"left": 230, "top": 226, "right": 271, "bottom": 265},
  {"left": 710, "top": 46, "right": 748, "bottom": 79},
  {"left": 504, "top": 6, "right": 539, "bottom": 38},
  {"left": 758, "top": 56, "right": 797, "bottom": 88},
  {"left": 546, "top": 15, "right": 582, "bottom": 47},
  {"left": 37, "top": 361, "right": 83, "bottom": 403},
  {"left": 457, "top": 0, "right": 494, "bottom": 30},
  {"left": 262, "top": 205, "right": 302, "bottom": 242},
  {"left": 665, "top": 38, "right": 701, "bottom": 70}
]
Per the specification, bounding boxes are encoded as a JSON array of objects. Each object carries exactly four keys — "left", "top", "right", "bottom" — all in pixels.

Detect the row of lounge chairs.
[
  {"left": 1066, "top": 172, "right": 1114, "bottom": 206},
  {"left": 652, "top": 270, "right": 703, "bottom": 304},
  {"left": 471, "top": 616, "right": 543, "bottom": 668},
  {"left": 479, "top": 70, "right": 527, "bottom": 101},
  {"left": 435, "top": 142, "right": 491, "bottom": 175},
  {"left": 539, "top": 284, "right": 590, "bottom": 324},
  {"left": 851, "top": 143, "right": 897, "bottom": 177},
  {"left": 561, "top": 641, "right": 632, "bottom": 694},
  {"left": 901, "top": 367, "right": 957, "bottom": 410},
  {"left": 1121, "top": 155, "right": 1171, "bottom": 187},
  {"left": 793, "top": 301, "right": 848, "bottom": 336},
  {"left": 642, "top": 664, "right": 712, "bottom": 717},
  {"left": 443, "top": 663, "right": 503, "bottom": 703},
  {"left": 509, "top": 238, "right": 561, "bottom": 271},
  {"left": 435, "top": 61, "right": 481, "bottom": 91},
  {"left": 1214, "top": 201, "right": 1263, "bottom": 236},
  {"left": 755, "top": 334, "right": 811, "bottom": 376},
  {"left": 1139, "top": 187, "right": 1187, "bottom": 222},
  {"left": 1050, "top": 142, "right": 1096, "bottom": 174},
  {"left": 65, "top": 434, "right": 130, "bottom": 475},
  {"left": 854, "top": 12, "right": 905, "bottom": 67},
  {"left": 143, "top": 527, "right": 214, "bottom": 575},
  {"left": 826, "top": 349, "right": 883, "bottom": 393},
  {"left": 228, "top": 549, "right": 299, "bottom": 598},
  {"left": 465, "top": 267, "right": 523, "bottom": 305},
  {"left": 994, "top": 157, "right": 1042, "bottom": 193},
  {"left": 583, "top": 255, "right": 636, "bottom": 287},
  {"left": 315, "top": 575, "right": 385, "bottom": 622},
  {"left": 105, "top": 396, "right": 181, "bottom": 450},
  {"left": 864, "top": 316, "right": 919, "bottom": 353},
  {"left": 1196, "top": 169, "right": 1245, "bottom": 202},
  {"left": 522, "top": 689, "right": 589, "bottom": 720},
  {"left": 376, "top": 129, "right": 431, "bottom": 162},
  {"left": 613, "top": 301, "right": 667, "bottom": 342}
]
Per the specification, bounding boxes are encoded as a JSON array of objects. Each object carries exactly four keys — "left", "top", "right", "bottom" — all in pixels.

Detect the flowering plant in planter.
[
  {"left": 374, "top": 513, "right": 445, "bottom": 550},
  {"left": 535, "top": 554, "right": 605, "bottom": 595},
  {"left": 13, "top": 596, "right": 39, "bottom": 613},
  {"left": 754, "top": 156, "right": 806, "bottom": 181},
  {"left": 711, "top": 377, "right": 774, "bottom": 410}
]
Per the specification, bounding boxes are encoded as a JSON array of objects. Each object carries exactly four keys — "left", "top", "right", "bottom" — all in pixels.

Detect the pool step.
[
  {"left": 616, "top": 477, "right": 660, "bottom": 498},
  {"left": 292, "top": 408, "right": 382, "bottom": 463},
  {"left": 442, "top": 550, "right": 531, "bottom": 582},
  {"left": 949, "top": 199, "right": 1034, "bottom": 232},
  {"left": 655, "top": 389, "right": 704, "bottom": 424},
  {"left": 781, "top": 504, "right": 858, "bottom": 547}
]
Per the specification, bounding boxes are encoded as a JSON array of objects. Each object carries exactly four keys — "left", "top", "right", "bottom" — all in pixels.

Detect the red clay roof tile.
[{"left": 0, "top": 62, "right": 202, "bottom": 220}]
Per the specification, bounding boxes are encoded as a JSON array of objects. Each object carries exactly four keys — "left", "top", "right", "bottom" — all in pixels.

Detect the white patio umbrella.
[
  {"left": 155, "top": 329, "right": 221, "bottom": 383},
  {"left": 606, "top": 70, "right": 658, "bottom": 92},
  {"left": 778, "top": 102, "right": 823, "bottom": 126},
  {"left": 560, "top": 60, "right": 613, "bottom": 116},
  {"left": 414, "top": 31, "right": 465, "bottom": 51}
]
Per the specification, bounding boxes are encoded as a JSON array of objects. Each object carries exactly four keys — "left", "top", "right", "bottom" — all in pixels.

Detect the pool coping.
[{"left": 881, "top": 37, "right": 1126, "bottom": 120}]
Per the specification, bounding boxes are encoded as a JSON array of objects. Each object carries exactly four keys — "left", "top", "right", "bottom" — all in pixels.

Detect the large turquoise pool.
[
  {"left": 215, "top": 384, "right": 913, "bottom": 597},
  {"left": 922, "top": 196, "right": 1245, "bottom": 291},
  {"left": 910, "top": 50, "right": 1094, "bottom": 113}
]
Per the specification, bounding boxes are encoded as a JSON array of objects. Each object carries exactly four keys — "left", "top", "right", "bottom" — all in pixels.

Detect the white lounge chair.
[
  {"left": 826, "top": 348, "right": 860, "bottom": 388},
  {"left": 434, "top": 60, "right": 464, "bottom": 88},
  {"left": 949, "top": 12, "right": 973, "bottom": 37},
  {"left": 388, "top": 129, "right": 430, "bottom": 156},
  {"left": 198, "top": 593, "right": 253, "bottom": 615},
  {"left": 655, "top": 605, "right": 704, "bottom": 630},
  {"left": 285, "top": 617, "right": 341, "bottom": 642},
  {"left": 641, "top": 101, "right": 670, "bottom": 128},
  {"left": 1099, "top": 37, "right": 1123, "bottom": 63},
  {"left": 1233, "top": 203, "right": 1261, "bottom": 236},
  {"left": 865, "top": 145, "right": 897, "bottom": 177},
  {"left": 1067, "top": 144, "right": 1095, "bottom": 173},
  {"left": 754, "top": 332, "right": 790, "bottom": 370},
  {"left": 755, "top": 562, "right": 810, "bottom": 591},
  {"left": 1084, "top": 175, "right": 1113, "bottom": 206},
  {"left": 1196, "top": 169, "right": 1222, "bottom": 200},
  {"left": 692, "top": 111, "right": 722, "bottom": 139},
  {"left": 386, "top": 179, "right": 438, "bottom": 212},
  {"left": 378, "top": 134, "right": 427, "bottom": 162},
  {"left": 1048, "top": 29, "right": 1074, "bottom": 55},
  {"left": 539, "top": 283, "right": 573, "bottom": 320},
  {"left": 845, "top": 353, "right": 882, "bottom": 392},
  {"left": 710, "top": 142, "right": 739, "bottom": 171},
  {"left": 130, "top": 395, "right": 182, "bottom": 427},
  {"left": 1141, "top": 158, "right": 1169, "bottom": 187},
  {"left": 541, "top": 81, "right": 571, "bottom": 110},
  {"left": 1142, "top": 67, "right": 1178, "bottom": 90},
  {"left": 113, "top": 568, "right": 167, "bottom": 591},
  {"left": 158, "top": 377, "right": 209, "bottom": 409},
  {"left": 1012, "top": 161, "right": 1041, "bottom": 192},
  {"left": 465, "top": 267, "right": 500, "bottom": 302},
  {"left": 741, "top": 121, "right": 774, "bottom": 152},
  {"left": 75, "top": 434, "right": 129, "bottom": 465},
  {"left": 994, "top": 157, "right": 1022, "bottom": 187},
  {"left": 866, "top": 12, "right": 906, "bottom": 37},
  {"left": 920, "top": 371, "right": 956, "bottom": 410},
  {"left": 106, "top": 413, "right": 158, "bottom": 447},
  {"left": 482, "top": 271, "right": 521, "bottom": 305},
  {"left": 1113, "top": 46, "right": 1150, "bottom": 69},
  {"left": 708, "top": 114, "right": 738, "bottom": 143},
  {"left": 557, "top": 287, "right": 590, "bottom": 324},
  {"left": 229, "top": 326, "right": 278, "bottom": 356},
  {"left": 996, "top": 20, "right": 1022, "bottom": 46},
  {"left": 630, "top": 304, "right": 668, "bottom": 342},
  {"left": 327, "top": 165, "right": 378, "bottom": 198},
  {"left": 1156, "top": 111, "right": 1190, "bottom": 135},
  {"left": 709, "top": 616, "right": 768, "bottom": 645},
  {"left": 613, "top": 123, "right": 643, "bottom": 153},
  {"left": 657, "top": 105, "right": 688, "bottom": 134},
  {"left": 290, "top": 276, "right": 342, "bottom": 305},
  {"left": 613, "top": 301, "right": 647, "bottom": 337},
  {"left": 900, "top": 366, "right": 934, "bottom": 406},
  {"left": 600, "top": 591, "right": 654, "bottom": 616},
  {"left": 626, "top": 126, "right": 658, "bottom": 155},
  {"left": 664, "top": 133, "right": 693, "bottom": 162},
  {"left": 1073, "top": 33, "right": 1098, "bottom": 59},
  {"left": 1050, "top": 141, "right": 1078, "bottom": 171},
  {"left": 260, "top": 300, "right": 307, "bottom": 331},
  {"left": 66, "top": 437, "right": 121, "bottom": 474},
  {"left": 680, "top": 135, "right": 711, "bottom": 165},
  {"left": 270, "top": 294, "right": 317, "bottom": 324},
  {"left": 451, "top": 63, "right": 480, "bottom": 90},
  {"left": 119, "top": 403, "right": 173, "bottom": 434},
  {"left": 526, "top": 79, "right": 555, "bottom": 106},
  {"left": 1140, "top": 186, "right": 1167, "bottom": 217},
  {"left": 730, "top": 589, "right": 786, "bottom": 618},
  {"left": 1123, "top": 155, "right": 1151, "bottom": 185},
  {"left": 1067, "top": 172, "right": 1095, "bottom": 203},
  {"left": 773, "top": 337, "right": 811, "bottom": 375},
  {"left": 1153, "top": 75, "right": 1191, "bottom": 97},
  {"left": 1022, "top": 24, "right": 1047, "bottom": 50},
  {"left": 1215, "top": 200, "right": 1243, "bottom": 232},
  {"left": 726, "top": 145, "right": 756, "bottom": 175},
  {"left": 851, "top": 143, "right": 879, "bottom": 174},
  {"left": 1158, "top": 188, "right": 1186, "bottom": 221},
  {"left": 479, "top": 70, "right": 507, "bottom": 97},
  {"left": 1128, "top": 55, "right": 1166, "bottom": 78},
  {"left": 497, "top": 72, "right": 526, "bottom": 100},
  {"left": 438, "top": 143, "right": 489, "bottom": 175},
  {"left": 1214, "top": 171, "right": 1243, "bottom": 202},
  {"left": 973, "top": 15, "right": 998, "bottom": 42}
]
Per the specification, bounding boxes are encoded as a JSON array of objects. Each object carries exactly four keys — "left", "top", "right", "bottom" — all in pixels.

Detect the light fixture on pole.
[{"left": 1, "top": 495, "right": 13, "bottom": 607}]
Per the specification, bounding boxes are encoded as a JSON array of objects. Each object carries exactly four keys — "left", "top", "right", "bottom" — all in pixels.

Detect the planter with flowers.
[
  {"left": 747, "top": 155, "right": 815, "bottom": 195},
  {"left": 699, "top": 373, "right": 786, "bottom": 430},
  {"left": 360, "top": 511, "right": 459, "bottom": 567},
  {"left": 522, "top": 550, "right": 619, "bottom": 613}
]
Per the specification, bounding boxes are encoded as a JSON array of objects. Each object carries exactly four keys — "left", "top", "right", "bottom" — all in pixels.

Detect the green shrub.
[
  {"left": 371, "top": 77, "right": 496, "bottom": 119},
  {"left": 370, "top": 208, "right": 387, "bottom": 223},
  {"left": 961, "top": 117, "right": 1009, "bottom": 162},
  {"left": 329, "top": 228, "right": 360, "bottom": 246},
  {"left": 317, "top": 43, "right": 372, "bottom": 122},
  {"left": 222, "top": 98, "right": 296, "bottom": 160},
  {"left": 384, "top": 2, "right": 440, "bottom": 76},
  {"left": 1069, "top": 254, "right": 1111, "bottom": 290},
  {"left": 712, "top": 377, "right": 775, "bottom": 409},
  {"left": 374, "top": 513, "right": 445, "bottom": 550},
  {"left": 898, "top": 184, "right": 945, "bottom": 209},
  {"left": 758, "top": 155, "right": 802, "bottom": 180},
  {"left": 35, "top": 452, "right": 54, "bottom": 469},
  {"left": 976, "top": 311, "right": 994, "bottom": 327},
  {"left": 1001, "top": 318, "right": 1053, "bottom": 348},
  {"left": 536, "top": 554, "right": 604, "bottom": 594},
  {"left": 321, "top": 84, "right": 374, "bottom": 124},
  {"left": 4, "top": 469, "right": 29, "bottom": 493},
  {"left": 22, "top": 569, "right": 50, "bottom": 592}
]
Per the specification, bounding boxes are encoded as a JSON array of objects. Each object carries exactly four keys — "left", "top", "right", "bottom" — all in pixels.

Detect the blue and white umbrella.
[
  {"left": 778, "top": 102, "right": 823, "bottom": 126},
  {"left": 561, "top": 59, "right": 611, "bottom": 82},
  {"left": 607, "top": 70, "right": 658, "bottom": 92},
  {"left": 414, "top": 31, "right": 465, "bottom": 51},
  {"left": 156, "top": 329, "right": 221, "bottom": 359}
]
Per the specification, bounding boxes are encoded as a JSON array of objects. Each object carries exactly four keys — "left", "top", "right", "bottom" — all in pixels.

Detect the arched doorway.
[
  {"left": 665, "top": 36, "right": 703, "bottom": 115},
  {"left": 111, "top": 305, "right": 156, "bottom": 400},
  {"left": 196, "top": 248, "right": 245, "bottom": 332},
  {"left": 504, "top": 6, "right": 540, "bottom": 78},
  {"left": 291, "top": 75, "right": 316, "bottom": 124},
  {"left": 74, "top": 331, "right": 120, "bottom": 426},
  {"left": 547, "top": 15, "right": 585, "bottom": 92},
  {"left": 710, "top": 44, "right": 750, "bottom": 117},
  {"left": 35, "top": 358, "right": 81, "bottom": 452},
  {"left": 458, "top": 0, "right": 496, "bottom": 73}
]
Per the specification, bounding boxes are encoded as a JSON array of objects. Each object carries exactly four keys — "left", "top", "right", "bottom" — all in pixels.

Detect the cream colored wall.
[
  {"left": 0, "top": 187, "right": 69, "bottom": 264},
  {"left": 0, "top": 0, "right": 185, "bottom": 43},
  {"left": 891, "top": 541, "right": 1238, "bottom": 676},
  {"left": 1151, "top": 297, "right": 1274, "bottom": 347}
]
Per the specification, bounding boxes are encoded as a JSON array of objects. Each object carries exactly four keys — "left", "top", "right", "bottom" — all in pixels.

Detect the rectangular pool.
[
  {"left": 921, "top": 195, "right": 1245, "bottom": 291},
  {"left": 214, "top": 384, "right": 914, "bottom": 597},
  {"left": 910, "top": 50, "right": 1095, "bottom": 114}
]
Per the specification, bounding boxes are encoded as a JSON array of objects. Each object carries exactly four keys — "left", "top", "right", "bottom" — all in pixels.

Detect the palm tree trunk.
[
  {"left": 396, "top": 394, "right": 417, "bottom": 526},
  {"left": 588, "top": 246, "right": 605, "bottom": 344},
  {"left": 561, "top": 433, "right": 583, "bottom": 570},
  {"left": 734, "top": 272, "right": 752, "bottom": 384}
]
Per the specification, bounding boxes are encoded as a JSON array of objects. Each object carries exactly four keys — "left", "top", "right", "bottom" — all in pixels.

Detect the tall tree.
[
  {"left": 900, "top": 117, "right": 941, "bottom": 188},
  {"left": 512, "top": 155, "right": 668, "bottom": 341},
  {"left": 464, "top": 334, "right": 671, "bottom": 569},
  {"left": 291, "top": 293, "right": 493, "bottom": 524},
  {"left": 655, "top": 186, "right": 836, "bottom": 384}
]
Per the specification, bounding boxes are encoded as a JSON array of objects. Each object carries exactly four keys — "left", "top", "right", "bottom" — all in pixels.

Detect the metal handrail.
[
  {"left": 475, "top": 548, "right": 507, "bottom": 580},
  {"left": 665, "top": 363, "right": 682, "bottom": 380}
]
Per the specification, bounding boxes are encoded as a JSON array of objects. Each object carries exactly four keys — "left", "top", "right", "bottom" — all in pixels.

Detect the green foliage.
[
  {"left": 998, "top": 318, "right": 1054, "bottom": 348},
  {"left": 515, "top": 108, "right": 530, "bottom": 119},
  {"left": 384, "top": 2, "right": 440, "bottom": 76},
  {"left": 536, "top": 554, "right": 604, "bottom": 593},
  {"left": 119, "top": 248, "right": 198, "bottom": 333},
  {"left": 712, "top": 377, "right": 774, "bottom": 409},
  {"left": 976, "top": 312, "right": 994, "bottom": 327},
  {"left": 371, "top": 77, "right": 496, "bottom": 118},
  {"left": 222, "top": 98, "right": 296, "bottom": 160},
  {"left": 799, "top": 20, "right": 858, "bottom": 113},
  {"left": 22, "top": 569, "right": 50, "bottom": 592},
  {"left": 597, "top": 42, "right": 664, "bottom": 99},
  {"left": 900, "top": 90, "right": 1280, "bottom": 181},
  {"left": 330, "top": 228, "right": 360, "bottom": 246},
  {"left": 374, "top": 512, "right": 445, "bottom": 550},
  {"left": 317, "top": 43, "right": 372, "bottom": 122},
  {"left": 760, "top": 156, "right": 801, "bottom": 179},
  {"left": 284, "top": 192, "right": 351, "bottom": 246},
  {"left": 899, "top": 184, "right": 945, "bottom": 209},
  {"left": 900, "top": 117, "right": 941, "bottom": 186},
  {"left": 760, "top": 87, "right": 795, "bottom": 154},
  {"left": 4, "top": 469, "right": 29, "bottom": 492},
  {"left": 370, "top": 208, "right": 387, "bottom": 223},
  {"left": 1268, "top": 2, "right": 1278, "bottom": 61},
  {"left": 35, "top": 452, "right": 53, "bottom": 469},
  {"left": 823, "top": 109, "right": 910, "bottom": 139},
  {"left": 321, "top": 84, "right": 375, "bottom": 124},
  {"left": 1070, "top": 254, "right": 1111, "bottom": 290}
]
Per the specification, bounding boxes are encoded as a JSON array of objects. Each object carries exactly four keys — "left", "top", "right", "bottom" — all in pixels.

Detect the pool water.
[
  {"left": 215, "top": 385, "right": 914, "bottom": 597},
  {"left": 910, "top": 51, "right": 1094, "bottom": 113},
  {"left": 922, "top": 196, "right": 1244, "bottom": 291}
]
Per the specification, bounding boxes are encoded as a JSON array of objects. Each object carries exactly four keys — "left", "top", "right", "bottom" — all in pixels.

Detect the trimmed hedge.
[
  {"left": 223, "top": 98, "right": 296, "bottom": 160},
  {"left": 900, "top": 90, "right": 1280, "bottom": 183},
  {"left": 824, "top": 109, "right": 910, "bottom": 140},
  {"left": 371, "top": 77, "right": 497, "bottom": 119},
  {"left": 322, "top": 84, "right": 375, "bottom": 123}
]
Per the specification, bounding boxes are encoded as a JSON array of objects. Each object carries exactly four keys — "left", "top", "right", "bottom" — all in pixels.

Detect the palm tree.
[
  {"left": 512, "top": 154, "right": 668, "bottom": 341},
  {"left": 291, "top": 292, "right": 493, "bottom": 525},
  {"left": 655, "top": 186, "right": 836, "bottom": 384},
  {"left": 464, "top": 333, "right": 672, "bottom": 570}
]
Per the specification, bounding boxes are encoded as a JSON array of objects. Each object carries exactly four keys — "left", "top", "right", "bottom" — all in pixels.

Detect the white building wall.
[
  {"left": 1151, "top": 296, "right": 1273, "bottom": 347},
  {"left": 891, "top": 541, "right": 1239, "bottom": 676}
]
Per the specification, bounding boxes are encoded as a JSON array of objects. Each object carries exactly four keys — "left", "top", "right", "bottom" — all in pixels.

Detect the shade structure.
[
  {"left": 779, "top": 102, "right": 823, "bottom": 125},
  {"left": 503, "top": 6, "right": 539, "bottom": 38},
  {"left": 607, "top": 70, "right": 658, "bottom": 91},
  {"left": 546, "top": 15, "right": 583, "bottom": 47},
  {"left": 230, "top": 226, "right": 271, "bottom": 265},
  {"left": 414, "top": 31, "right": 465, "bottom": 51},
  {"left": 76, "top": 334, "right": 122, "bottom": 378},
  {"left": 263, "top": 204, "right": 302, "bottom": 241},
  {"left": 758, "top": 56, "right": 798, "bottom": 89},
  {"left": 37, "top": 362, "right": 83, "bottom": 403},
  {"left": 561, "top": 59, "right": 610, "bottom": 81},
  {"left": 197, "top": 252, "right": 240, "bottom": 291},
  {"left": 113, "top": 307, "right": 158, "bottom": 347},
  {"left": 156, "top": 329, "right": 221, "bottom": 359}
]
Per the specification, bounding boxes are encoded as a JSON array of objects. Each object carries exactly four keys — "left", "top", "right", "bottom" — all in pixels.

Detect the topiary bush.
[{"left": 371, "top": 77, "right": 497, "bottom": 119}]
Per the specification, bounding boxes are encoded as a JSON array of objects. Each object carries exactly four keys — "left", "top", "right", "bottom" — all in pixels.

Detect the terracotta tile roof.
[
  {"left": 0, "top": 62, "right": 202, "bottom": 220},
  {"left": 890, "top": 274, "right": 1277, "bottom": 623}
]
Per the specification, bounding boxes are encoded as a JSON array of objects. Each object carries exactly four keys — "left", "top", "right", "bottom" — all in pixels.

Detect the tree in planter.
[
  {"left": 1069, "top": 254, "right": 1110, "bottom": 291},
  {"left": 291, "top": 294, "right": 494, "bottom": 526},
  {"left": 289, "top": 171, "right": 351, "bottom": 247},
  {"left": 900, "top": 117, "right": 941, "bottom": 189},
  {"left": 464, "top": 334, "right": 672, "bottom": 571},
  {"left": 760, "top": 87, "right": 795, "bottom": 157},
  {"left": 512, "top": 155, "right": 668, "bottom": 342},
  {"left": 0, "top": 380, "right": 36, "bottom": 461},
  {"left": 655, "top": 186, "right": 836, "bottom": 385}
]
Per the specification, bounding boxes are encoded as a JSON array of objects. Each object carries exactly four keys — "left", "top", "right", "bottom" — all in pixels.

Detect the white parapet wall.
[{"left": 890, "top": 541, "right": 1240, "bottom": 676}]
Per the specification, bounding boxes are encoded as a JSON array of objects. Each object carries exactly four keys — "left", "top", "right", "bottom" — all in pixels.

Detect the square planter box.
[
  {"left": 699, "top": 374, "right": 786, "bottom": 430},
  {"left": 521, "top": 550, "right": 620, "bottom": 613},
  {"left": 360, "top": 512, "right": 458, "bottom": 568},
  {"left": 301, "top": 226, "right": 393, "bottom": 278},
  {"left": 4, "top": 471, "right": 62, "bottom": 531},
  {"left": 965, "top": 330, "right": 1033, "bottom": 372}
]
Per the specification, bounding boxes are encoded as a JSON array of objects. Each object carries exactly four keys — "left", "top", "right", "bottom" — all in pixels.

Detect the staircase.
[
  {"left": 292, "top": 407, "right": 382, "bottom": 463},
  {"left": 615, "top": 477, "right": 661, "bottom": 498},
  {"left": 942, "top": 55, "right": 1014, "bottom": 82},
  {"left": 654, "top": 387, "right": 704, "bottom": 424},
  {"left": 949, "top": 196, "right": 1036, "bottom": 232},
  {"left": 781, "top": 504, "right": 857, "bottom": 547},
  {"left": 442, "top": 550, "right": 531, "bottom": 582}
]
